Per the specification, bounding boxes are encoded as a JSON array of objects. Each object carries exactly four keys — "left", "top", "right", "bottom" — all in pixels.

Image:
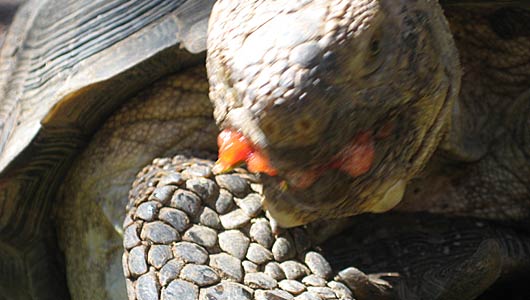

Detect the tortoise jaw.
[
  {"left": 364, "top": 179, "right": 408, "bottom": 213},
  {"left": 214, "top": 126, "right": 377, "bottom": 191},
  {"left": 263, "top": 199, "right": 312, "bottom": 229},
  {"left": 277, "top": 131, "right": 376, "bottom": 190}
]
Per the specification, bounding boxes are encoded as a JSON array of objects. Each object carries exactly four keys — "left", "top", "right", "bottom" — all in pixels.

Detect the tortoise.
[{"left": 0, "top": 0, "right": 529, "bottom": 299}]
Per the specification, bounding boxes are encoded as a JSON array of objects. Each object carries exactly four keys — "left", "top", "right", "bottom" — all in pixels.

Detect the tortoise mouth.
[
  {"left": 214, "top": 128, "right": 377, "bottom": 190},
  {"left": 278, "top": 130, "right": 376, "bottom": 190}
]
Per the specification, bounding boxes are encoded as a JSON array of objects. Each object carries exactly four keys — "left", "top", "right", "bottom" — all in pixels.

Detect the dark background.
[{"left": 0, "top": 0, "right": 24, "bottom": 47}]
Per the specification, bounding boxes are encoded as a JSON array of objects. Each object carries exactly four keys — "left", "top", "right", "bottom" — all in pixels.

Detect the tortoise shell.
[{"left": 0, "top": 0, "right": 213, "bottom": 298}]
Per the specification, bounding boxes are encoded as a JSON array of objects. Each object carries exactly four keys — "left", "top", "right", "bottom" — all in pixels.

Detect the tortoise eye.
[{"left": 370, "top": 38, "right": 380, "bottom": 55}]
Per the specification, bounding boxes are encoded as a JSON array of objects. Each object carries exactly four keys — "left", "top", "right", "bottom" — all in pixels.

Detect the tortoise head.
[{"left": 207, "top": 0, "right": 460, "bottom": 227}]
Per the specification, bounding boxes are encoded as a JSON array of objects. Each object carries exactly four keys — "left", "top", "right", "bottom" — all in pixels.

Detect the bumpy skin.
[
  {"left": 201, "top": 1, "right": 530, "bottom": 298},
  {"left": 124, "top": 157, "right": 360, "bottom": 300},
  {"left": 121, "top": 8, "right": 530, "bottom": 296},
  {"left": 398, "top": 7, "right": 530, "bottom": 224},
  {"left": 322, "top": 213, "right": 530, "bottom": 300},
  {"left": 207, "top": 0, "right": 461, "bottom": 227},
  {"left": 1, "top": 1, "right": 529, "bottom": 300},
  {"left": 124, "top": 156, "right": 530, "bottom": 300},
  {"left": 117, "top": 7, "right": 530, "bottom": 299},
  {"left": 56, "top": 67, "right": 217, "bottom": 300},
  {"left": 207, "top": 1, "right": 530, "bottom": 227}
]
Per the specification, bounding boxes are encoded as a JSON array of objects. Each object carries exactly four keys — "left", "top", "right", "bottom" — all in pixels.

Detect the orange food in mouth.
[
  {"left": 331, "top": 131, "right": 375, "bottom": 177},
  {"left": 215, "top": 129, "right": 375, "bottom": 189},
  {"left": 215, "top": 129, "right": 278, "bottom": 176},
  {"left": 287, "top": 131, "right": 375, "bottom": 189}
]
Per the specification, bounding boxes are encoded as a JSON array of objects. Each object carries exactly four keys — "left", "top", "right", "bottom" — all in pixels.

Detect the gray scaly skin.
[
  {"left": 72, "top": 1, "right": 530, "bottom": 298},
  {"left": 124, "top": 156, "right": 360, "bottom": 300},
  {"left": 397, "top": 6, "right": 530, "bottom": 222},
  {"left": 207, "top": 0, "right": 461, "bottom": 227},
  {"left": 206, "top": 0, "right": 529, "bottom": 228},
  {"left": 123, "top": 157, "right": 530, "bottom": 300},
  {"left": 203, "top": 0, "right": 530, "bottom": 297},
  {"left": 56, "top": 67, "right": 218, "bottom": 300},
  {"left": 0, "top": 0, "right": 529, "bottom": 299},
  {"left": 122, "top": 5, "right": 530, "bottom": 297}
]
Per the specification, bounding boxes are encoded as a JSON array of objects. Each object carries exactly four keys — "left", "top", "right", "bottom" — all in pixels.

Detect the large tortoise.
[{"left": 0, "top": 1, "right": 529, "bottom": 300}]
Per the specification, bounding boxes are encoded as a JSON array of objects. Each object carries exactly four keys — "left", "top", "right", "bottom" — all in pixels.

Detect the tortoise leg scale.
[{"left": 124, "top": 156, "right": 359, "bottom": 300}]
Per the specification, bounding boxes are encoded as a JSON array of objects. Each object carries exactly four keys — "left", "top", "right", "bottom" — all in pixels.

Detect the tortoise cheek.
[{"left": 283, "top": 169, "right": 322, "bottom": 190}]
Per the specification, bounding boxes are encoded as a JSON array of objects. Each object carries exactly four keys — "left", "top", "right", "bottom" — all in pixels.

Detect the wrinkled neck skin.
[
  {"left": 397, "top": 7, "right": 530, "bottom": 225},
  {"left": 207, "top": 0, "right": 461, "bottom": 227}
]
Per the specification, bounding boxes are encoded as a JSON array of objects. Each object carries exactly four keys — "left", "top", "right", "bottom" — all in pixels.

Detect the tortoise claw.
[{"left": 337, "top": 268, "right": 397, "bottom": 300}]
